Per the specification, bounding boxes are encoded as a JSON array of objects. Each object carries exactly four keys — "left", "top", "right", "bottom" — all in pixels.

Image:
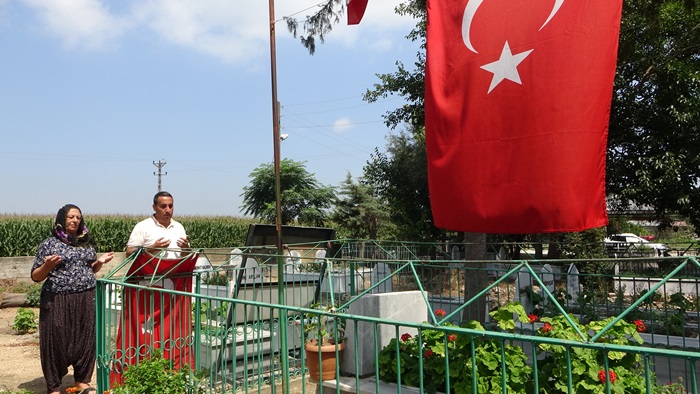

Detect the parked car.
[{"left": 604, "top": 233, "right": 670, "bottom": 256}]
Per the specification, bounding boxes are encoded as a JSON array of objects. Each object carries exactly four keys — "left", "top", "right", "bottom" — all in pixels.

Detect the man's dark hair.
[{"left": 153, "top": 191, "right": 173, "bottom": 205}]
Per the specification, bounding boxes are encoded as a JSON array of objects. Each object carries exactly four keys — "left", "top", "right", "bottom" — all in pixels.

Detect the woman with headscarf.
[{"left": 31, "top": 204, "right": 114, "bottom": 394}]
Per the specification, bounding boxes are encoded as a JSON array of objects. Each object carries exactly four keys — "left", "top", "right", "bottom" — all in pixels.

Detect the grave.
[{"left": 340, "top": 291, "right": 427, "bottom": 377}]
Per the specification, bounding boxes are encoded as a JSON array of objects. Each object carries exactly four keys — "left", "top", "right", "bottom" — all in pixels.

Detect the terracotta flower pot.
[{"left": 304, "top": 340, "right": 346, "bottom": 381}]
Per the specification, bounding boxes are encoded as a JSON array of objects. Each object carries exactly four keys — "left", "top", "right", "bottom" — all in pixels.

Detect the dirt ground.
[
  {"left": 0, "top": 307, "right": 319, "bottom": 394},
  {"left": 0, "top": 307, "right": 96, "bottom": 394}
]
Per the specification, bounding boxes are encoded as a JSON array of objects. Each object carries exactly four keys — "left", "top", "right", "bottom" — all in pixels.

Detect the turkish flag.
[
  {"left": 347, "top": 0, "right": 368, "bottom": 25},
  {"left": 110, "top": 253, "right": 198, "bottom": 386},
  {"left": 425, "top": 0, "right": 621, "bottom": 233}
]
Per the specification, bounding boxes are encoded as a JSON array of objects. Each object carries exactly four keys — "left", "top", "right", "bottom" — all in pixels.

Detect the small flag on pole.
[{"left": 347, "top": 0, "right": 368, "bottom": 25}]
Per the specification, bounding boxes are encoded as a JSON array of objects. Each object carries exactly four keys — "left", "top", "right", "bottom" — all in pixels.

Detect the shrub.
[
  {"left": 107, "top": 350, "right": 205, "bottom": 394},
  {"left": 377, "top": 303, "right": 532, "bottom": 394},
  {"left": 25, "top": 285, "right": 42, "bottom": 307},
  {"left": 12, "top": 308, "right": 38, "bottom": 334},
  {"left": 378, "top": 303, "right": 681, "bottom": 394}
]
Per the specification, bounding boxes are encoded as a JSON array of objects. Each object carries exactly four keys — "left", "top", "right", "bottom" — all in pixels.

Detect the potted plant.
[{"left": 302, "top": 302, "right": 347, "bottom": 381}]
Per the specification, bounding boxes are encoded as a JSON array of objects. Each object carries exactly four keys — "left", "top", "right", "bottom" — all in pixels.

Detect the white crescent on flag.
[
  {"left": 462, "top": 0, "right": 566, "bottom": 53},
  {"left": 540, "top": 0, "right": 565, "bottom": 30}
]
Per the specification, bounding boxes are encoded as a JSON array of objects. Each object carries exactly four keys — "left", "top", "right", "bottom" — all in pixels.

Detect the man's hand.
[
  {"left": 145, "top": 237, "right": 170, "bottom": 256},
  {"left": 176, "top": 236, "right": 190, "bottom": 249},
  {"left": 151, "top": 237, "right": 171, "bottom": 249}
]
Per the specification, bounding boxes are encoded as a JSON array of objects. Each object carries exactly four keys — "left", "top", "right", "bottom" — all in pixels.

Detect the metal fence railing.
[{"left": 96, "top": 244, "right": 700, "bottom": 393}]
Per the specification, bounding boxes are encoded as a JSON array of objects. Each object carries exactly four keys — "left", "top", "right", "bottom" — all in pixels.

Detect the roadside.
[{"left": 0, "top": 306, "right": 95, "bottom": 394}]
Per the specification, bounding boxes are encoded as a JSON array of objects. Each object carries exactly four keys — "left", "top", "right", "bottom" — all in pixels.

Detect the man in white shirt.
[{"left": 126, "top": 191, "right": 190, "bottom": 259}]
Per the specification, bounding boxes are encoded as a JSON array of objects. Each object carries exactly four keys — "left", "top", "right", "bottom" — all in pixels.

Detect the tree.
[
  {"left": 363, "top": 0, "right": 426, "bottom": 133},
  {"left": 240, "top": 159, "right": 336, "bottom": 226},
  {"left": 363, "top": 127, "right": 449, "bottom": 242},
  {"left": 607, "top": 0, "right": 700, "bottom": 231},
  {"left": 284, "top": 0, "right": 344, "bottom": 55},
  {"left": 330, "top": 173, "right": 393, "bottom": 239}
]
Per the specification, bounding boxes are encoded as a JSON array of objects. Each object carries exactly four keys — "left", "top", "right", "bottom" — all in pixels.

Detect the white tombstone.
[
  {"left": 285, "top": 250, "right": 302, "bottom": 273},
  {"left": 497, "top": 246, "right": 506, "bottom": 260},
  {"left": 340, "top": 291, "right": 427, "bottom": 377},
  {"left": 370, "top": 263, "right": 393, "bottom": 294},
  {"left": 229, "top": 248, "right": 243, "bottom": 268},
  {"left": 516, "top": 266, "right": 534, "bottom": 313},
  {"left": 192, "top": 256, "right": 214, "bottom": 291},
  {"left": 451, "top": 246, "right": 461, "bottom": 260},
  {"left": 541, "top": 264, "right": 555, "bottom": 293},
  {"left": 240, "top": 258, "right": 264, "bottom": 284},
  {"left": 541, "top": 264, "right": 555, "bottom": 307},
  {"left": 566, "top": 264, "right": 580, "bottom": 303},
  {"left": 195, "top": 256, "right": 213, "bottom": 272}
]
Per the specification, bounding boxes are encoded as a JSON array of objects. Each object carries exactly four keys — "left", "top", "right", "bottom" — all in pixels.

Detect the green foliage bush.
[
  {"left": 25, "top": 284, "right": 42, "bottom": 307},
  {"left": 378, "top": 303, "right": 680, "bottom": 394},
  {"left": 378, "top": 303, "right": 533, "bottom": 394},
  {"left": 12, "top": 307, "right": 38, "bottom": 334},
  {"left": 108, "top": 350, "right": 204, "bottom": 394}
]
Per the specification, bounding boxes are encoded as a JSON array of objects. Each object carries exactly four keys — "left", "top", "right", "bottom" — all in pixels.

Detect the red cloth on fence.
[{"left": 110, "top": 252, "right": 198, "bottom": 386}]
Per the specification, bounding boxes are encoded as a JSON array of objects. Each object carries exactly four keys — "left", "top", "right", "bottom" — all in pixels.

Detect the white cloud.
[
  {"left": 132, "top": 0, "right": 271, "bottom": 65},
  {"left": 15, "top": 0, "right": 413, "bottom": 63},
  {"left": 21, "top": 0, "right": 129, "bottom": 50},
  {"left": 332, "top": 117, "right": 353, "bottom": 133}
]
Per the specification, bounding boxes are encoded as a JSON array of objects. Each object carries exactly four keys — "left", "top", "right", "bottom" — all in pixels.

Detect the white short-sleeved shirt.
[{"left": 127, "top": 216, "right": 188, "bottom": 259}]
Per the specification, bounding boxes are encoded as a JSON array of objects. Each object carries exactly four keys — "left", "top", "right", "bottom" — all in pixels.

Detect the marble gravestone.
[
  {"left": 285, "top": 250, "right": 302, "bottom": 273},
  {"left": 370, "top": 262, "right": 393, "bottom": 294},
  {"left": 566, "top": 264, "right": 580, "bottom": 304},
  {"left": 516, "top": 266, "right": 533, "bottom": 312},
  {"left": 340, "top": 290, "right": 427, "bottom": 377},
  {"left": 540, "top": 264, "right": 555, "bottom": 307}
]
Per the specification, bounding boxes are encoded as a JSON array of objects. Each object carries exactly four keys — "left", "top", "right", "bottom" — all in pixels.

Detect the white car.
[{"left": 604, "top": 233, "right": 670, "bottom": 256}]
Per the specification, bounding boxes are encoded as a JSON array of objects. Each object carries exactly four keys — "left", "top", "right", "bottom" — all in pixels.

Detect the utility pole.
[
  {"left": 268, "top": 1, "right": 289, "bottom": 392},
  {"left": 153, "top": 160, "right": 167, "bottom": 192}
]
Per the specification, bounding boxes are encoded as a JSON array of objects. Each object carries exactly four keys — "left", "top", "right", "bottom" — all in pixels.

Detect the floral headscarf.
[{"left": 53, "top": 204, "right": 93, "bottom": 247}]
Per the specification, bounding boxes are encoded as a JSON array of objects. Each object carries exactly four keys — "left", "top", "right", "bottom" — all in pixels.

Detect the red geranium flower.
[
  {"left": 424, "top": 349, "right": 434, "bottom": 358},
  {"left": 66, "top": 388, "right": 80, "bottom": 394},
  {"left": 633, "top": 319, "right": 646, "bottom": 333},
  {"left": 401, "top": 333, "right": 412, "bottom": 342},
  {"left": 448, "top": 334, "right": 457, "bottom": 341},
  {"left": 541, "top": 322, "right": 552, "bottom": 333},
  {"left": 528, "top": 314, "right": 538, "bottom": 323},
  {"left": 598, "top": 369, "right": 617, "bottom": 384},
  {"left": 435, "top": 309, "right": 447, "bottom": 317}
]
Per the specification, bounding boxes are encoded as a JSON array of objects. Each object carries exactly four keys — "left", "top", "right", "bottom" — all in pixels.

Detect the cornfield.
[{"left": 0, "top": 214, "right": 257, "bottom": 257}]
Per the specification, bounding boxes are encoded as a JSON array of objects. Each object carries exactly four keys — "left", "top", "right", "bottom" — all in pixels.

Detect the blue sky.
[{"left": 0, "top": 0, "right": 418, "bottom": 217}]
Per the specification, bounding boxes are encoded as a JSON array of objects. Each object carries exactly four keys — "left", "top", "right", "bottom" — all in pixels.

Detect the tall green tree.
[
  {"left": 363, "top": 128, "right": 448, "bottom": 242},
  {"left": 330, "top": 173, "right": 393, "bottom": 239},
  {"left": 240, "top": 159, "right": 336, "bottom": 226},
  {"left": 607, "top": 0, "right": 700, "bottom": 231}
]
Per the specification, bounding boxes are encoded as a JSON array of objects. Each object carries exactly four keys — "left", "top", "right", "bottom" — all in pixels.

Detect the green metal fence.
[{"left": 96, "top": 243, "right": 700, "bottom": 393}]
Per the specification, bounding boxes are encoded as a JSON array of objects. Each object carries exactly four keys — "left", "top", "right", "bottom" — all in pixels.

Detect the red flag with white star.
[{"left": 425, "top": 0, "right": 622, "bottom": 233}]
